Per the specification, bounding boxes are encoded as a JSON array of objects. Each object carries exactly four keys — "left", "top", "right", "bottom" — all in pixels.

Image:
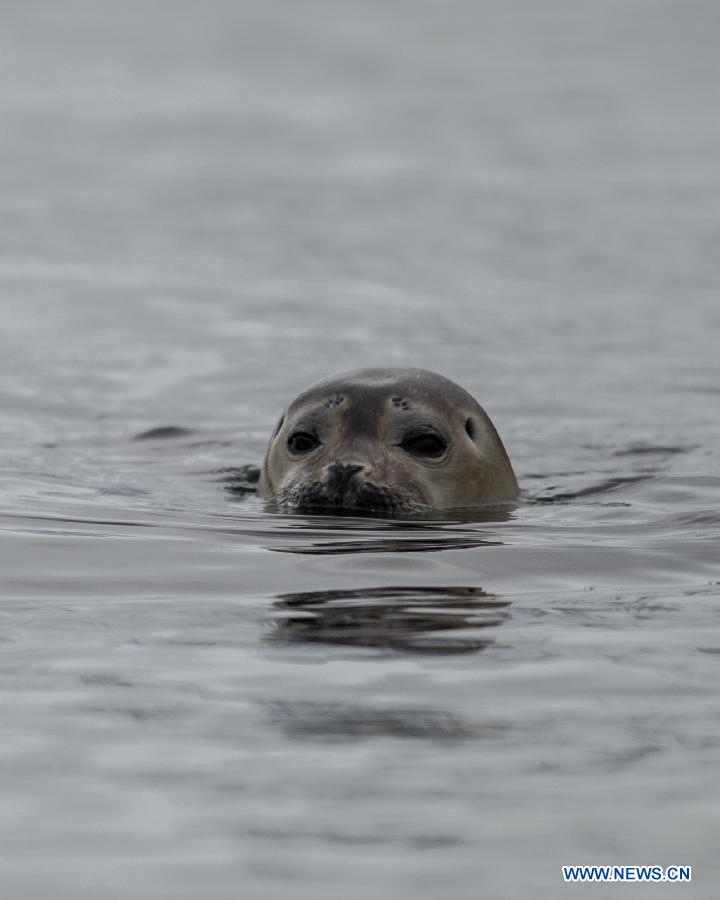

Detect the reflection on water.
[
  {"left": 273, "top": 534, "right": 502, "bottom": 554},
  {"left": 261, "top": 509, "right": 511, "bottom": 554},
  {"left": 133, "top": 426, "right": 199, "bottom": 441},
  {"left": 530, "top": 475, "right": 653, "bottom": 504},
  {"left": 270, "top": 585, "right": 510, "bottom": 653},
  {"left": 216, "top": 464, "right": 262, "bottom": 494},
  {"left": 265, "top": 699, "right": 485, "bottom": 742},
  {"left": 611, "top": 444, "right": 695, "bottom": 458}
]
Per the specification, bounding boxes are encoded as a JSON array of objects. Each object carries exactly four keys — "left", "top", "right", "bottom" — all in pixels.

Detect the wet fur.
[{"left": 258, "top": 367, "right": 519, "bottom": 514}]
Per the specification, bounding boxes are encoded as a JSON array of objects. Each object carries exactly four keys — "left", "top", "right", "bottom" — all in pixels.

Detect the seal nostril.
[
  {"left": 328, "top": 463, "right": 363, "bottom": 477},
  {"left": 326, "top": 462, "right": 364, "bottom": 493},
  {"left": 465, "top": 418, "right": 476, "bottom": 440}
]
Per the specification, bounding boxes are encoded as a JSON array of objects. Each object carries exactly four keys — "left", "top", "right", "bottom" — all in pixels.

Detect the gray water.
[{"left": 2, "top": 1, "right": 720, "bottom": 897}]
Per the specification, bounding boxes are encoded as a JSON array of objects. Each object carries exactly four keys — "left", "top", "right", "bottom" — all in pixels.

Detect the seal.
[{"left": 257, "top": 367, "right": 519, "bottom": 514}]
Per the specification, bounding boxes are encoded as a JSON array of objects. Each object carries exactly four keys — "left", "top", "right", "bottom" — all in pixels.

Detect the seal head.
[{"left": 257, "top": 367, "right": 519, "bottom": 514}]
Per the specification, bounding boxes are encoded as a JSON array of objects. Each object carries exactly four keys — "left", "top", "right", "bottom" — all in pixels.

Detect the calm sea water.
[{"left": 1, "top": 1, "right": 719, "bottom": 897}]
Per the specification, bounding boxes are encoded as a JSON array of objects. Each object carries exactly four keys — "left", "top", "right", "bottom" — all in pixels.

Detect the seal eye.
[
  {"left": 287, "top": 431, "right": 320, "bottom": 454},
  {"left": 400, "top": 433, "right": 447, "bottom": 459}
]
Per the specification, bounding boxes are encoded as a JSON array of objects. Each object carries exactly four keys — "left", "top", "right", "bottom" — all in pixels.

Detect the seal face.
[{"left": 257, "top": 367, "right": 519, "bottom": 515}]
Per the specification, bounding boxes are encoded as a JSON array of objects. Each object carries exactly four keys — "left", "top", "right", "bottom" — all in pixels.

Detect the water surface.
[{"left": 1, "top": 2, "right": 719, "bottom": 898}]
